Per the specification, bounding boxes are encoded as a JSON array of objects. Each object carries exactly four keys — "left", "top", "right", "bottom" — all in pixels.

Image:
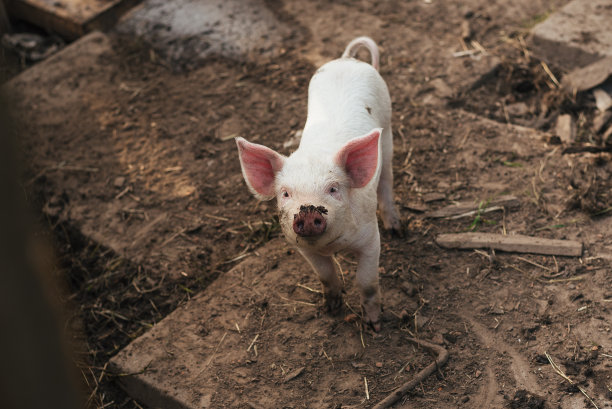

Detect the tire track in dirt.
[
  {"left": 461, "top": 313, "right": 544, "bottom": 401},
  {"left": 470, "top": 366, "right": 505, "bottom": 408}
]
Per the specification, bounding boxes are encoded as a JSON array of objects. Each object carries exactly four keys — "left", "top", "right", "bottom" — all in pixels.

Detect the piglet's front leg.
[
  {"left": 299, "top": 250, "right": 344, "bottom": 314},
  {"left": 356, "top": 235, "right": 382, "bottom": 331}
]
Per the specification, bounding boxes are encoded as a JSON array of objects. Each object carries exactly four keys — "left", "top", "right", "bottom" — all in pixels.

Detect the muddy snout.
[{"left": 293, "top": 205, "right": 328, "bottom": 237}]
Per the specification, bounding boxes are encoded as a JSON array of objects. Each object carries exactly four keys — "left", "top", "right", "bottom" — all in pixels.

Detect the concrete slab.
[
  {"left": 107, "top": 238, "right": 438, "bottom": 408},
  {"left": 530, "top": 0, "right": 612, "bottom": 71},
  {"left": 4, "top": 30, "right": 112, "bottom": 110},
  {"left": 115, "top": 0, "right": 292, "bottom": 66},
  {"left": 3, "top": 30, "right": 253, "bottom": 279}
]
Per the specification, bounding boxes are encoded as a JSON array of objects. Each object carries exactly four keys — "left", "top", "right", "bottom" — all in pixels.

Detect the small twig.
[
  {"left": 449, "top": 205, "right": 506, "bottom": 220},
  {"left": 545, "top": 351, "right": 599, "bottom": 409},
  {"left": 541, "top": 62, "right": 559, "bottom": 88},
  {"left": 222, "top": 251, "right": 252, "bottom": 264},
  {"left": 115, "top": 186, "right": 131, "bottom": 200},
  {"left": 501, "top": 101, "right": 510, "bottom": 124},
  {"left": 200, "top": 331, "right": 228, "bottom": 371},
  {"left": 98, "top": 361, "right": 109, "bottom": 384},
  {"left": 160, "top": 230, "right": 184, "bottom": 247},
  {"left": 452, "top": 49, "right": 479, "bottom": 58},
  {"left": 276, "top": 292, "right": 316, "bottom": 306},
  {"left": 296, "top": 283, "right": 322, "bottom": 294},
  {"left": 458, "top": 129, "right": 470, "bottom": 148},
  {"left": 372, "top": 338, "right": 449, "bottom": 409},
  {"left": 334, "top": 257, "right": 346, "bottom": 286},
  {"left": 538, "top": 275, "right": 586, "bottom": 284},
  {"left": 516, "top": 256, "right": 554, "bottom": 272},
  {"left": 204, "top": 213, "right": 230, "bottom": 222},
  {"left": 323, "top": 352, "right": 334, "bottom": 369},
  {"left": 247, "top": 334, "right": 259, "bottom": 352},
  {"left": 360, "top": 328, "right": 366, "bottom": 349},
  {"left": 471, "top": 40, "right": 487, "bottom": 55},
  {"left": 344, "top": 300, "right": 360, "bottom": 316},
  {"left": 364, "top": 377, "right": 370, "bottom": 400}
]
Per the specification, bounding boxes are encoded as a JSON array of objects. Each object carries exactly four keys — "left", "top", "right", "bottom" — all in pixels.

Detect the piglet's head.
[{"left": 236, "top": 129, "right": 381, "bottom": 248}]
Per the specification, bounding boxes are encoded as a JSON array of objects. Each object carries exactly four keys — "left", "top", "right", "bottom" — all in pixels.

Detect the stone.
[
  {"left": 113, "top": 176, "right": 126, "bottom": 188},
  {"left": 603, "top": 125, "right": 612, "bottom": 145},
  {"left": 561, "top": 56, "right": 612, "bottom": 93},
  {"left": 555, "top": 114, "right": 576, "bottom": 144},
  {"left": 530, "top": 0, "right": 612, "bottom": 71},
  {"left": 430, "top": 78, "right": 454, "bottom": 98},
  {"left": 593, "top": 110, "right": 612, "bottom": 134},
  {"left": 431, "top": 332, "right": 445, "bottom": 345},
  {"left": 505, "top": 102, "right": 529, "bottom": 117},
  {"left": 593, "top": 81, "right": 612, "bottom": 112}
]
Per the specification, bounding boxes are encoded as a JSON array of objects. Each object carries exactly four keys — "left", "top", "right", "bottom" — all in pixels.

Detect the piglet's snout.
[{"left": 293, "top": 205, "right": 328, "bottom": 237}]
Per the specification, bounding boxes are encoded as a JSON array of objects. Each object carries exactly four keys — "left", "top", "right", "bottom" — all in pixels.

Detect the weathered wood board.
[
  {"left": 6, "top": 0, "right": 138, "bottom": 39},
  {"left": 436, "top": 233, "right": 583, "bottom": 257}
]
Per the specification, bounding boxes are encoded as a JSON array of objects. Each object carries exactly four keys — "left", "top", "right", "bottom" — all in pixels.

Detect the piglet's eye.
[
  {"left": 282, "top": 191, "right": 289, "bottom": 198},
  {"left": 329, "top": 186, "right": 338, "bottom": 194}
]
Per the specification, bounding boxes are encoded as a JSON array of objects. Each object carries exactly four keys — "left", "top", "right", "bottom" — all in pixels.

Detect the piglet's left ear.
[{"left": 334, "top": 128, "right": 381, "bottom": 188}]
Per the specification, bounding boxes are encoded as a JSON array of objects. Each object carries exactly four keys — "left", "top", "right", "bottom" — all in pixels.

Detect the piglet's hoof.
[
  {"left": 366, "top": 318, "right": 381, "bottom": 332},
  {"left": 323, "top": 293, "right": 343, "bottom": 315},
  {"left": 390, "top": 226, "right": 404, "bottom": 238},
  {"left": 362, "top": 304, "right": 382, "bottom": 332}
]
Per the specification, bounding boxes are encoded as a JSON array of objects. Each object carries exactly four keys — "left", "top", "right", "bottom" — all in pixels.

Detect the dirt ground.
[{"left": 3, "top": 0, "right": 612, "bottom": 408}]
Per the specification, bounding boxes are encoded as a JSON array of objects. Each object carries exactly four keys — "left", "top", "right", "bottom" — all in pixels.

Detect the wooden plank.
[
  {"left": 426, "top": 195, "right": 520, "bottom": 219},
  {"left": 6, "top": 0, "right": 139, "bottom": 40},
  {"left": 435, "top": 233, "right": 583, "bottom": 256}
]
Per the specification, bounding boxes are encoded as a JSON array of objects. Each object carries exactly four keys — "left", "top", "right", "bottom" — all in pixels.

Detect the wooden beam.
[
  {"left": 5, "top": 0, "right": 139, "bottom": 40},
  {"left": 435, "top": 233, "right": 583, "bottom": 256}
]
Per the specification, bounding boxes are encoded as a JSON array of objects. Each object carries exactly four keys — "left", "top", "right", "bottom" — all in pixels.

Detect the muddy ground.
[{"left": 3, "top": 0, "right": 612, "bottom": 408}]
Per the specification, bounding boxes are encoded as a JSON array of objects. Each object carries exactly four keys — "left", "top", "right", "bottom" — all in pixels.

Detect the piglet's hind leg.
[{"left": 377, "top": 127, "right": 400, "bottom": 232}]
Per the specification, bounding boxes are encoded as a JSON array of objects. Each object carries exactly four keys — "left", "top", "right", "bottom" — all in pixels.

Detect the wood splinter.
[{"left": 435, "top": 233, "right": 582, "bottom": 257}]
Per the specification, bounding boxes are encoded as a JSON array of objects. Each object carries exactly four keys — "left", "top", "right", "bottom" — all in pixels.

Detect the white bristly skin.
[{"left": 236, "top": 36, "right": 400, "bottom": 330}]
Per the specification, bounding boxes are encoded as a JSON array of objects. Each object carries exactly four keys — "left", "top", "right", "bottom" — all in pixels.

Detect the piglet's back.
[{"left": 300, "top": 59, "right": 391, "bottom": 150}]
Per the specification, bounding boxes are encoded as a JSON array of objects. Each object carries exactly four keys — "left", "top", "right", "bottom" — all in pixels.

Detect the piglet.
[{"left": 236, "top": 36, "right": 400, "bottom": 331}]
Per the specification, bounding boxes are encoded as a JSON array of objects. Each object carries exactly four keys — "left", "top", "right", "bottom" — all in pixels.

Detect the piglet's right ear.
[
  {"left": 334, "top": 128, "right": 381, "bottom": 188},
  {"left": 235, "top": 137, "right": 285, "bottom": 200}
]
